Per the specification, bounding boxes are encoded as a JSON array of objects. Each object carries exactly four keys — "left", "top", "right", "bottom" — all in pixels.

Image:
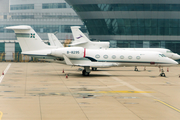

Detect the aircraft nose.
[
  {"left": 171, "top": 59, "right": 178, "bottom": 65},
  {"left": 173, "top": 54, "right": 180, "bottom": 60}
]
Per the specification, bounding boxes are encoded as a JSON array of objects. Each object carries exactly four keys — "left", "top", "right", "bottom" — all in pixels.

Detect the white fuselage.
[
  {"left": 23, "top": 47, "right": 178, "bottom": 67},
  {"left": 108, "top": 48, "right": 180, "bottom": 60},
  {"left": 84, "top": 49, "right": 177, "bottom": 67}
]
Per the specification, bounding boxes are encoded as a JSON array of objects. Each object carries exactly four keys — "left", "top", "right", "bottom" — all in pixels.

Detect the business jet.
[
  {"left": 48, "top": 26, "right": 180, "bottom": 72},
  {"left": 5, "top": 25, "right": 178, "bottom": 77},
  {"left": 71, "top": 26, "right": 180, "bottom": 71},
  {"left": 70, "top": 26, "right": 180, "bottom": 60}
]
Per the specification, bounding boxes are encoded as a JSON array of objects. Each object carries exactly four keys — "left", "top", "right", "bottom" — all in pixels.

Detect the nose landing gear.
[
  {"left": 134, "top": 66, "right": 138, "bottom": 71},
  {"left": 159, "top": 68, "right": 166, "bottom": 77}
]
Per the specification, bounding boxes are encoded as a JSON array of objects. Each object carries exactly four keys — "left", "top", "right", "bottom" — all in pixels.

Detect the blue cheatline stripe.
[
  {"left": 85, "top": 56, "right": 171, "bottom": 64},
  {"left": 85, "top": 57, "right": 97, "bottom": 61}
]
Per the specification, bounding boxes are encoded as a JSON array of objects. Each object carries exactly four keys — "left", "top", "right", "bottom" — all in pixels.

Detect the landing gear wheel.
[
  {"left": 160, "top": 73, "right": 166, "bottom": 77},
  {"left": 134, "top": 68, "right": 138, "bottom": 71},
  {"left": 134, "top": 66, "right": 138, "bottom": 71},
  {"left": 82, "top": 70, "right": 89, "bottom": 76},
  {"left": 92, "top": 67, "right": 97, "bottom": 71},
  {"left": 159, "top": 68, "right": 166, "bottom": 77}
]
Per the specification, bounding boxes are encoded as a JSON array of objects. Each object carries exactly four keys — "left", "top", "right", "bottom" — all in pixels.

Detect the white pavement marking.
[
  {"left": 0, "top": 63, "right": 11, "bottom": 83},
  {"left": 101, "top": 71, "right": 153, "bottom": 97}
]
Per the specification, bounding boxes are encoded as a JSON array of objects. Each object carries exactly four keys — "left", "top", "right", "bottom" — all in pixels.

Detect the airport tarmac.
[{"left": 0, "top": 62, "right": 180, "bottom": 120}]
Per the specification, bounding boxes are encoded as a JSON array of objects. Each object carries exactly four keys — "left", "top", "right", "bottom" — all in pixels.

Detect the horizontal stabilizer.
[
  {"left": 69, "top": 41, "right": 87, "bottom": 46},
  {"left": 4, "top": 25, "right": 54, "bottom": 52},
  {"left": 5, "top": 25, "right": 31, "bottom": 30},
  {"left": 63, "top": 54, "right": 73, "bottom": 65}
]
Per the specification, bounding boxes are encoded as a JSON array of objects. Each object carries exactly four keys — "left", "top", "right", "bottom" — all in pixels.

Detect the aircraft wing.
[{"left": 63, "top": 54, "right": 119, "bottom": 67}]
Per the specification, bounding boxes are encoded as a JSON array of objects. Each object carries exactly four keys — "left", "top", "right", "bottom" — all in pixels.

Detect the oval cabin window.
[
  {"left": 95, "top": 54, "right": 100, "bottom": 58},
  {"left": 128, "top": 56, "right": 132, "bottom": 59},
  {"left": 112, "top": 55, "right": 116, "bottom": 59},
  {"left": 103, "top": 55, "right": 108, "bottom": 59},
  {"left": 136, "top": 56, "right": 141, "bottom": 60},
  {"left": 120, "top": 55, "right": 124, "bottom": 59}
]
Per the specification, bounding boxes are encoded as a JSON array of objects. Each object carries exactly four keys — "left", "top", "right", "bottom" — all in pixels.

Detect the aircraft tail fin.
[
  {"left": 48, "top": 33, "right": 64, "bottom": 48},
  {"left": 5, "top": 25, "right": 53, "bottom": 52},
  {"left": 70, "top": 26, "right": 90, "bottom": 45}
]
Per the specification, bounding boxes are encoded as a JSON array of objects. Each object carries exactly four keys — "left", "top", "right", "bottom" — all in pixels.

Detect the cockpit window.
[
  {"left": 166, "top": 50, "right": 173, "bottom": 53},
  {"left": 159, "top": 54, "right": 163, "bottom": 57},
  {"left": 162, "top": 54, "right": 166, "bottom": 57},
  {"left": 159, "top": 54, "right": 166, "bottom": 57}
]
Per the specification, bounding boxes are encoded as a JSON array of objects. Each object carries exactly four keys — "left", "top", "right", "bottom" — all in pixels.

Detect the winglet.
[{"left": 62, "top": 54, "right": 73, "bottom": 65}]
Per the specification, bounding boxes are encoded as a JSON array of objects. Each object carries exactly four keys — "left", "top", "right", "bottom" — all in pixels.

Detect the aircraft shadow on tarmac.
[
  {"left": 62, "top": 69, "right": 152, "bottom": 72},
  {"left": 58, "top": 73, "right": 158, "bottom": 78}
]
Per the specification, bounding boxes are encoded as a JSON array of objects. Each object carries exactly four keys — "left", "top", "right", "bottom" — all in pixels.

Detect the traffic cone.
[
  {"left": 167, "top": 68, "right": 169, "bottom": 72},
  {"left": 62, "top": 69, "right": 64, "bottom": 73},
  {"left": 66, "top": 74, "right": 68, "bottom": 78}
]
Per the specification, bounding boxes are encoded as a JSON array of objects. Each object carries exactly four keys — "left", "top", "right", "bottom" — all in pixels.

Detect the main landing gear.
[
  {"left": 134, "top": 66, "right": 138, "bottom": 71},
  {"left": 159, "top": 67, "right": 166, "bottom": 77},
  {"left": 82, "top": 66, "right": 91, "bottom": 76}
]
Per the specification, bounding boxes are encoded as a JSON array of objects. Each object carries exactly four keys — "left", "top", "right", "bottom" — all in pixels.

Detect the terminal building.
[
  {"left": 1, "top": 0, "right": 180, "bottom": 61},
  {"left": 65, "top": 0, "right": 180, "bottom": 54},
  {"left": 0, "top": 0, "right": 85, "bottom": 61}
]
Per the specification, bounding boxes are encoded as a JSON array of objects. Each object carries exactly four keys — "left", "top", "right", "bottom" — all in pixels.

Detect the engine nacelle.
[{"left": 51, "top": 47, "right": 84, "bottom": 58}]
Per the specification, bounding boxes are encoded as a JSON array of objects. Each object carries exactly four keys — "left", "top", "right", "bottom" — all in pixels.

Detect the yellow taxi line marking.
[
  {"left": 101, "top": 71, "right": 153, "bottom": 97},
  {"left": 0, "top": 111, "right": 3, "bottom": 120},
  {"left": 79, "top": 90, "right": 153, "bottom": 94},
  {"left": 97, "top": 91, "right": 153, "bottom": 93},
  {"left": 155, "top": 99, "right": 180, "bottom": 113}
]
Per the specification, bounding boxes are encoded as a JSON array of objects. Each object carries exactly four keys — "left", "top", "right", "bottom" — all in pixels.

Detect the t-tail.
[
  {"left": 70, "top": 26, "right": 89, "bottom": 46},
  {"left": 47, "top": 33, "right": 64, "bottom": 48},
  {"left": 70, "top": 26, "right": 109, "bottom": 48},
  {"left": 5, "top": 25, "right": 56, "bottom": 52}
]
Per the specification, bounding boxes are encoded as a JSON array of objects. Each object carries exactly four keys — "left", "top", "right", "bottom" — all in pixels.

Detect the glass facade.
[
  {"left": 66, "top": 0, "right": 180, "bottom": 56},
  {"left": 42, "top": 3, "right": 67, "bottom": 9},
  {"left": 73, "top": 4, "right": 180, "bottom": 12},
  {"left": 10, "top": 4, "right": 34, "bottom": 10},
  {"left": 1, "top": 0, "right": 84, "bottom": 41},
  {"left": 1, "top": 25, "right": 86, "bottom": 33},
  {"left": 83, "top": 19, "right": 180, "bottom": 35}
]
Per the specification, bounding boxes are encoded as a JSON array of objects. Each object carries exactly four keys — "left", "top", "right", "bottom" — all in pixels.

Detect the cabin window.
[
  {"left": 95, "top": 54, "right": 100, "bottom": 58},
  {"left": 120, "top": 55, "right": 124, "bottom": 59},
  {"left": 128, "top": 56, "right": 132, "bottom": 59},
  {"left": 112, "top": 55, "right": 116, "bottom": 59},
  {"left": 103, "top": 55, "right": 108, "bottom": 59},
  {"left": 136, "top": 56, "right": 141, "bottom": 60}
]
